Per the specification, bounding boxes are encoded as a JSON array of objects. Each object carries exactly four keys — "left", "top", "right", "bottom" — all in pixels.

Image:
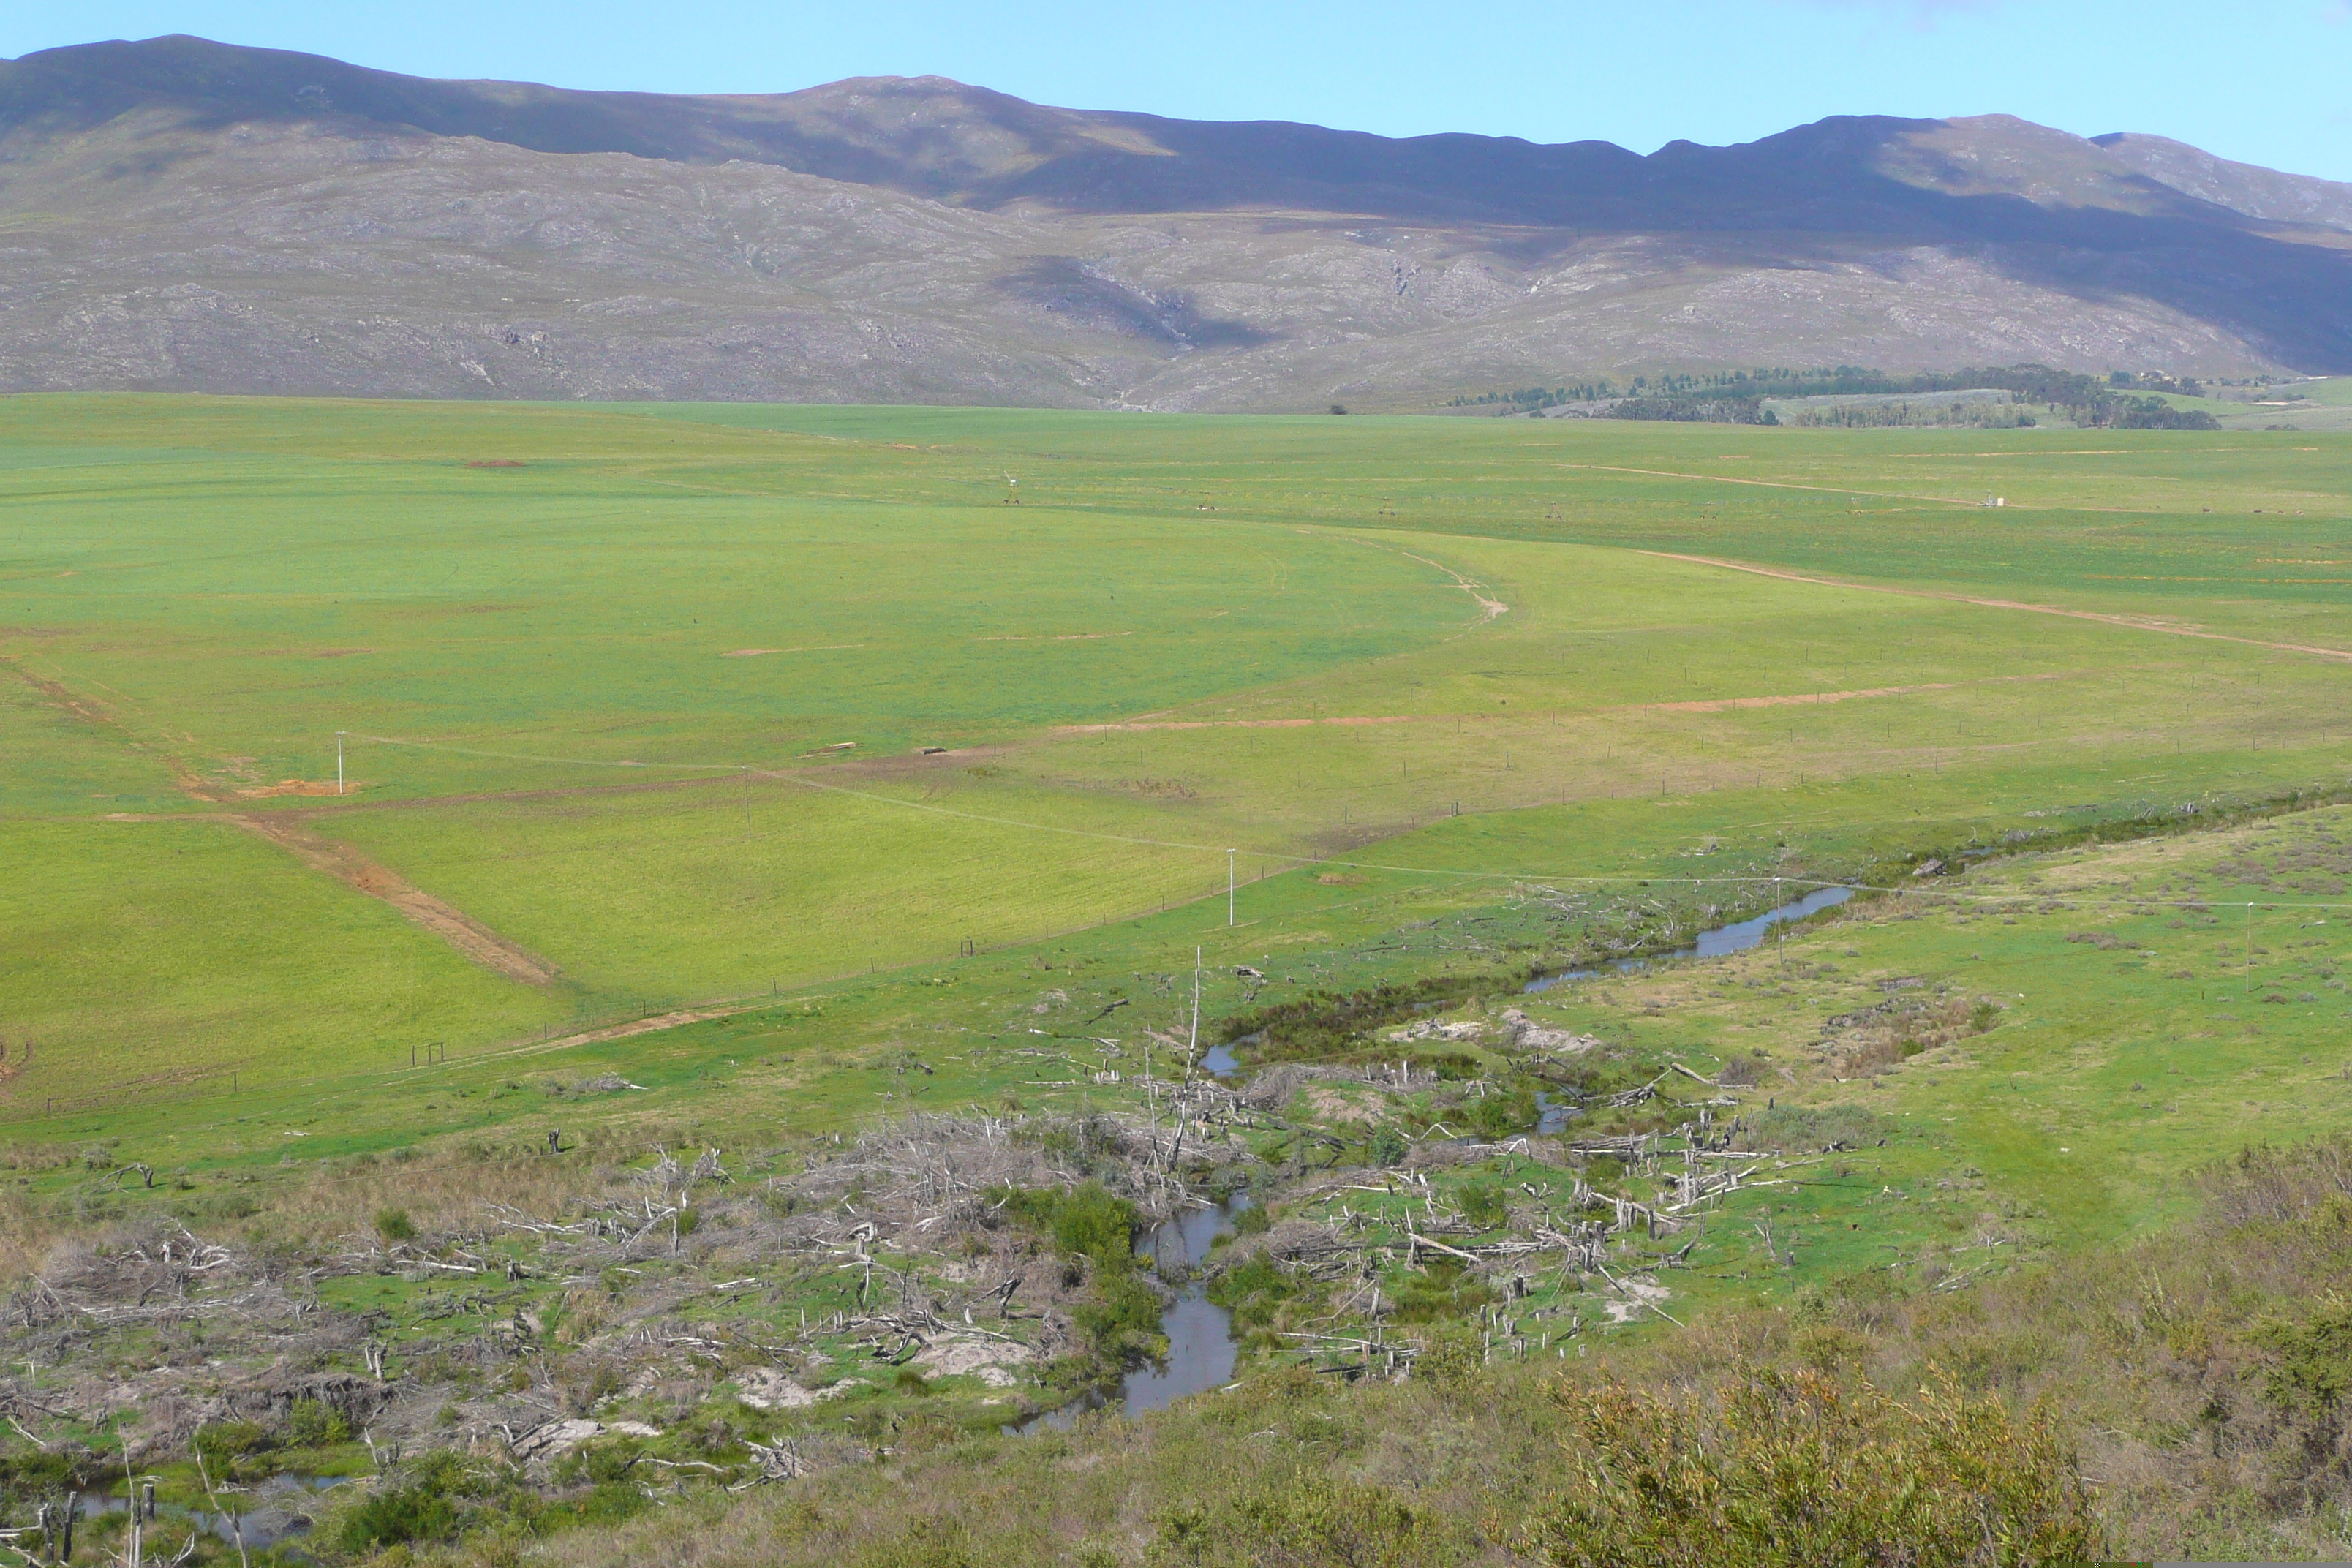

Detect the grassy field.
[{"left": 2, "top": 393, "right": 2349, "bottom": 1120}]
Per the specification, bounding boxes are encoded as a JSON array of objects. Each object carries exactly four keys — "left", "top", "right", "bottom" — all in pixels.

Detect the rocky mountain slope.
[{"left": 4, "top": 35, "right": 2348, "bottom": 408}]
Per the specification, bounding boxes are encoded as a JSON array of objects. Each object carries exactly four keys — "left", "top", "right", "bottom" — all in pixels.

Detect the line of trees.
[{"left": 1599, "top": 365, "right": 2219, "bottom": 429}]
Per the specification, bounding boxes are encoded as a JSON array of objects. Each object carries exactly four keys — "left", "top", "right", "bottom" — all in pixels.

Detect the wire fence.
[{"left": 11, "top": 767, "right": 2351, "bottom": 1128}]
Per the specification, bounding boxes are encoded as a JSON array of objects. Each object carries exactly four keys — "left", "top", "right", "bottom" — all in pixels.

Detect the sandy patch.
[
  {"left": 1601, "top": 1275, "right": 1675, "bottom": 1324},
  {"left": 499, "top": 1009, "right": 739, "bottom": 1061},
  {"left": 1305, "top": 1086, "right": 1379, "bottom": 1124},
  {"left": 723, "top": 644, "right": 862, "bottom": 657},
  {"left": 976, "top": 632, "right": 1133, "bottom": 642},
  {"left": 238, "top": 779, "right": 362, "bottom": 799},
  {"left": 1056, "top": 715, "right": 1424, "bottom": 734},
  {"left": 1646, "top": 670, "right": 2075, "bottom": 715},
  {"left": 1494, "top": 1009, "right": 1600, "bottom": 1053},
  {"left": 734, "top": 1368, "right": 855, "bottom": 1409},
  {"left": 910, "top": 1339, "right": 1036, "bottom": 1385}
]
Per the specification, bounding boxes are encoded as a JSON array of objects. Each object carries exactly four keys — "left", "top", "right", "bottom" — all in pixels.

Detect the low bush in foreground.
[{"left": 1520, "top": 1370, "right": 2103, "bottom": 1567}]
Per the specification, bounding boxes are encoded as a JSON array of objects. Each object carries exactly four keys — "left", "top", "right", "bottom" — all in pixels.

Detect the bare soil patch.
[
  {"left": 232, "top": 815, "right": 561, "bottom": 987},
  {"left": 1647, "top": 671, "right": 2073, "bottom": 714},
  {"left": 238, "top": 778, "right": 363, "bottom": 798},
  {"left": 1055, "top": 715, "right": 1424, "bottom": 734},
  {"left": 494, "top": 1009, "right": 741, "bottom": 1061}
]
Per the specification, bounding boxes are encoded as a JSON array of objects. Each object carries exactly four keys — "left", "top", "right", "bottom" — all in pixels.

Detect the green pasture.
[
  {"left": 2, "top": 393, "right": 2350, "bottom": 1120},
  {"left": 1511, "top": 801, "right": 2352, "bottom": 1320},
  {"left": 630, "top": 398, "right": 2352, "bottom": 643}
]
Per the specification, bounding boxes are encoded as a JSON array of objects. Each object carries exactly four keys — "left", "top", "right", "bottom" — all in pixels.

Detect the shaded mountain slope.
[{"left": 2, "top": 35, "right": 2347, "bottom": 406}]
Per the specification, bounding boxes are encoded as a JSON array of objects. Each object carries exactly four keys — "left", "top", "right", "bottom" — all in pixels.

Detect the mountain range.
[{"left": 4, "top": 34, "right": 2349, "bottom": 409}]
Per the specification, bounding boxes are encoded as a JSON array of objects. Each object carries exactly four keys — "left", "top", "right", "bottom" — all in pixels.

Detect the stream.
[
  {"left": 1124, "top": 1194, "right": 1251, "bottom": 1414},
  {"left": 1014, "top": 1193, "right": 1251, "bottom": 1433},
  {"left": 74, "top": 1472, "right": 347, "bottom": 1553},
  {"left": 1019, "top": 886, "right": 1855, "bottom": 1428},
  {"left": 1523, "top": 884, "right": 1852, "bottom": 992}
]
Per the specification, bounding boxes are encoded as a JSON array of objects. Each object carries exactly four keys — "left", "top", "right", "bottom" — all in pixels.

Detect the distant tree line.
[
  {"left": 1599, "top": 365, "right": 2220, "bottom": 430},
  {"left": 1444, "top": 386, "right": 1596, "bottom": 410},
  {"left": 1634, "top": 364, "right": 2208, "bottom": 402},
  {"left": 1447, "top": 365, "right": 2220, "bottom": 429},
  {"left": 1790, "top": 399, "right": 2037, "bottom": 430},
  {"left": 1602, "top": 396, "right": 1781, "bottom": 426}
]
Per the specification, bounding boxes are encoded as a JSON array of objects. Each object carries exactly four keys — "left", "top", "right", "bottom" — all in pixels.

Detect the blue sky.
[{"left": 10, "top": 1, "right": 2351, "bottom": 181}]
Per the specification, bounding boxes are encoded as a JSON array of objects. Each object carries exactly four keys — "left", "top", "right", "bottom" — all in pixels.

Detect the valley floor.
[{"left": 4, "top": 396, "right": 2352, "bottom": 1562}]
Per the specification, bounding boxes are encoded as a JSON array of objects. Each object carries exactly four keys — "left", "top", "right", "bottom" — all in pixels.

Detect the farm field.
[{"left": 3, "top": 393, "right": 2351, "bottom": 1121}]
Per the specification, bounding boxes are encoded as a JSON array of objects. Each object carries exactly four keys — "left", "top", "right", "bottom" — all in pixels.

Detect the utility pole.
[
  {"left": 336, "top": 731, "right": 346, "bottom": 795},
  {"left": 1228, "top": 849, "right": 1236, "bottom": 927}
]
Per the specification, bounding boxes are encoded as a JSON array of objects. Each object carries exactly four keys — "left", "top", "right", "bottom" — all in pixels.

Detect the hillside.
[{"left": 4, "top": 35, "right": 2351, "bottom": 407}]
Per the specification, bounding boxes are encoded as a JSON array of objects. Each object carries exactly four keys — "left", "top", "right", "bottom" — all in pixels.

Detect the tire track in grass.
[
  {"left": 2, "top": 656, "right": 562, "bottom": 987},
  {"left": 227, "top": 813, "right": 562, "bottom": 987},
  {"left": 1637, "top": 551, "right": 2352, "bottom": 664}
]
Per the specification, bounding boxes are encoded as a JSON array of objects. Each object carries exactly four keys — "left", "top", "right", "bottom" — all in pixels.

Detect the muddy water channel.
[
  {"left": 1015, "top": 1194, "right": 1252, "bottom": 1433},
  {"left": 1524, "top": 884, "right": 1852, "bottom": 992},
  {"left": 73, "top": 1472, "right": 347, "bottom": 1556},
  {"left": 1023, "top": 888, "right": 1855, "bottom": 1429},
  {"left": 1125, "top": 1194, "right": 1251, "bottom": 1413}
]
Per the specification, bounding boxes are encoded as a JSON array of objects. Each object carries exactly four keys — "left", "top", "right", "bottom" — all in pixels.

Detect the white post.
[
  {"left": 1228, "top": 849, "right": 1236, "bottom": 926},
  {"left": 1190, "top": 946, "right": 1202, "bottom": 1060},
  {"left": 336, "top": 731, "right": 345, "bottom": 795}
]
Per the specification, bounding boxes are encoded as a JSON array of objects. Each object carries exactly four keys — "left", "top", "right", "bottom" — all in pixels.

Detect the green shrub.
[
  {"left": 195, "top": 1420, "right": 275, "bottom": 1475},
  {"left": 1366, "top": 1127, "right": 1409, "bottom": 1168},
  {"left": 2252, "top": 1292, "right": 2352, "bottom": 1414},
  {"left": 337, "top": 1453, "right": 468, "bottom": 1554},
  {"left": 1074, "top": 1272, "right": 1164, "bottom": 1360},
  {"left": 1410, "top": 1324, "right": 1485, "bottom": 1387},
  {"left": 1151, "top": 1477, "right": 1444, "bottom": 1567},
  {"left": 1458, "top": 1180, "right": 1509, "bottom": 1231},
  {"left": 989, "top": 1180, "right": 1137, "bottom": 1270},
  {"left": 1221, "top": 978, "right": 1475, "bottom": 1062},
  {"left": 1518, "top": 1368, "right": 2105, "bottom": 1567},
  {"left": 0, "top": 1447, "right": 75, "bottom": 1502},
  {"left": 286, "top": 1396, "right": 349, "bottom": 1447},
  {"left": 568, "top": 1480, "right": 651, "bottom": 1529},
  {"left": 579, "top": 1441, "right": 641, "bottom": 1486},
  {"left": 374, "top": 1207, "right": 415, "bottom": 1243},
  {"left": 1209, "top": 1254, "right": 1313, "bottom": 1335},
  {"left": 1389, "top": 1260, "right": 1496, "bottom": 1324},
  {"left": 1466, "top": 1090, "right": 1537, "bottom": 1141},
  {"left": 850, "top": 1516, "right": 978, "bottom": 1568}
]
